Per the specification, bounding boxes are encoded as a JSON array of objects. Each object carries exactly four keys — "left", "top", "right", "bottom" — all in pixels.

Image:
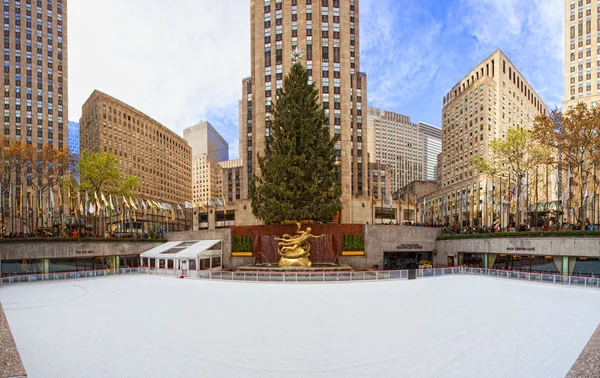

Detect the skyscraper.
[
  {"left": 68, "top": 121, "right": 79, "bottom": 158},
  {"left": 1, "top": 0, "right": 68, "bottom": 233},
  {"left": 563, "top": 0, "right": 600, "bottom": 110},
  {"left": 240, "top": 0, "right": 369, "bottom": 223},
  {"left": 183, "top": 121, "right": 229, "bottom": 206},
  {"left": 183, "top": 121, "right": 229, "bottom": 163},
  {"left": 3, "top": 0, "right": 68, "bottom": 148},
  {"left": 366, "top": 107, "right": 441, "bottom": 195},
  {"left": 425, "top": 50, "right": 548, "bottom": 226},
  {"left": 418, "top": 122, "right": 442, "bottom": 182}
]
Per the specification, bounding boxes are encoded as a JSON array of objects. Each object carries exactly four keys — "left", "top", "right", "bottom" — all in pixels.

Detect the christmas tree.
[{"left": 250, "top": 53, "right": 341, "bottom": 224}]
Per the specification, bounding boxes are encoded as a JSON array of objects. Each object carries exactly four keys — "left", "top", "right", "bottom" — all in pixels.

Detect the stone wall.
[
  {"left": 437, "top": 237, "right": 600, "bottom": 258},
  {"left": 364, "top": 225, "right": 442, "bottom": 269},
  {"left": 0, "top": 241, "right": 164, "bottom": 260}
]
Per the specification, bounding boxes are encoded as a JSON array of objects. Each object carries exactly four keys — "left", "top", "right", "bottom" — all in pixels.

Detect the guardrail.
[
  {"left": 0, "top": 267, "right": 141, "bottom": 286},
  {"left": 2, "top": 266, "right": 599, "bottom": 289},
  {"left": 447, "top": 266, "right": 600, "bottom": 289}
]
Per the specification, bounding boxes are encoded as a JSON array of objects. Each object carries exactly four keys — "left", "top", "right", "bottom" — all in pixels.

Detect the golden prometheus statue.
[{"left": 275, "top": 222, "right": 324, "bottom": 268}]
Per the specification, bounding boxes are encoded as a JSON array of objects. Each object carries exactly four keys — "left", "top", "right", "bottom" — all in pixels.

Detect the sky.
[{"left": 69, "top": 0, "right": 564, "bottom": 160}]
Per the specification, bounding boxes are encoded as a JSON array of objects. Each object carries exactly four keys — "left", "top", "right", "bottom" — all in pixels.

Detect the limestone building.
[
  {"left": 2, "top": 0, "right": 68, "bottom": 148},
  {"left": 80, "top": 90, "right": 192, "bottom": 205},
  {"left": 425, "top": 49, "right": 548, "bottom": 226},
  {"left": 367, "top": 107, "right": 441, "bottom": 196},
  {"left": 184, "top": 121, "right": 229, "bottom": 207},
  {"left": 1, "top": 0, "right": 68, "bottom": 233},
  {"left": 239, "top": 0, "right": 369, "bottom": 224},
  {"left": 563, "top": 0, "right": 600, "bottom": 110},
  {"left": 419, "top": 122, "right": 442, "bottom": 182},
  {"left": 183, "top": 121, "right": 229, "bottom": 163}
]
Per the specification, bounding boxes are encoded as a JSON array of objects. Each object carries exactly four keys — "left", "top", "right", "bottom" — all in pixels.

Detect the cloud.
[
  {"left": 68, "top": 0, "right": 249, "bottom": 150},
  {"left": 454, "top": 0, "right": 564, "bottom": 108},
  {"left": 361, "top": 0, "right": 445, "bottom": 112}
]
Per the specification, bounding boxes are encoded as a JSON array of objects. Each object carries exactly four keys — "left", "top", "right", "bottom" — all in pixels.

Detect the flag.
[
  {"left": 89, "top": 201, "right": 95, "bottom": 215},
  {"left": 58, "top": 184, "right": 62, "bottom": 207},
  {"left": 19, "top": 182, "right": 23, "bottom": 218},
  {"left": 141, "top": 198, "right": 147, "bottom": 216},
  {"left": 585, "top": 187, "right": 589, "bottom": 199},
  {"left": 101, "top": 192, "right": 109, "bottom": 207},
  {"left": 123, "top": 195, "right": 130, "bottom": 208},
  {"left": 129, "top": 196, "right": 137, "bottom": 210},
  {"left": 109, "top": 194, "right": 115, "bottom": 211},
  {"left": 171, "top": 207, "right": 176, "bottom": 221},
  {"left": 177, "top": 202, "right": 183, "bottom": 215},
  {"left": 85, "top": 191, "right": 89, "bottom": 215},
  {"left": 8, "top": 184, "right": 12, "bottom": 213},
  {"left": 184, "top": 201, "right": 193, "bottom": 209},
  {"left": 49, "top": 186, "right": 55, "bottom": 209},
  {"left": 115, "top": 195, "right": 120, "bottom": 213}
]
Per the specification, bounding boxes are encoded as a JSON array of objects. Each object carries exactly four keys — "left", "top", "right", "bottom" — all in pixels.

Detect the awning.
[
  {"left": 140, "top": 240, "right": 222, "bottom": 259},
  {"left": 140, "top": 242, "right": 183, "bottom": 258}
]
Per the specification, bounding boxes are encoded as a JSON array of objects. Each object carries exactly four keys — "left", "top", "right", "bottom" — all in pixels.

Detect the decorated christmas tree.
[{"left": 250, "top": 49, "right": 341, "bottom": 224}]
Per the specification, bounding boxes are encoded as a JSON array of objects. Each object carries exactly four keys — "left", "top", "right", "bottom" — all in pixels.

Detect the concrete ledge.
[
  {"left": 567, "top": 324, "right": 600, "bottom": 378},
  {"left": 0, "top": 303, "right": 27, "bottom": 378}
]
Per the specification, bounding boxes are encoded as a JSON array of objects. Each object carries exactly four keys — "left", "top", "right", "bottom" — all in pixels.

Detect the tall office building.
[
  {"left": 183, "top": 121, "right": 229, "bottom": 163},
  {"left": 240, "top": 0, "right": 369, "bottom": 223},
  {"left": 2, "top": 0, "right": 68, "bottom": 148},
  {"left": 418, "top": 122, "right": 442, "bottom": 182},
  {"left": 80, "top": 90, "right": 192, "bottom": 205},
  {"left": 1, "top": 0, "right": 68, "bottom": 233},
  {"left": 68, "top": 121, "right": 79, "bottom": 158},
  {"left": 564, "top": 0, "right": 600, "bottom": 110},
  {"left": 367, "top": 107, "right": 441, "bottom": 195},
  {"left": 425, "top": 50, "right": 548, "bottom": 226}
]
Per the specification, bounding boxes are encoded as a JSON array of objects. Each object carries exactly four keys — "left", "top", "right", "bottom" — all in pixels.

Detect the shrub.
[
  {"left": 342, "top": 233, "right": 364, "bottom": 251},
  {"left": 437, "top": 230, "right": 600, "bottom": 240},
  {"left": 232, "top": 235, "right": 253, "bottom": 252}
]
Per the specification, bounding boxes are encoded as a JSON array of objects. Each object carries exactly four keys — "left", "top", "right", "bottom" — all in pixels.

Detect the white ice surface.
[{"left": 1, "top": 275, "right": 600, "bottom": 378}]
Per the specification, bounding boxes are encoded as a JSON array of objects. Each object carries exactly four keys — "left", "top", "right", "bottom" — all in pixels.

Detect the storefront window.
[
  {"left": 1, "top": 259, "right": 42, "bottom": 276},
  {"left": 572, "top": 258, "right": 600, "bottom": 277},
  {"left": 211, "top": 257, "right": 221, "bottom": 268},
  {"left": 493, "top": 254, "right": 559, "bottom": 274},
  {"left": 462, "top": 253, "right": 483, "bottom": 267}
]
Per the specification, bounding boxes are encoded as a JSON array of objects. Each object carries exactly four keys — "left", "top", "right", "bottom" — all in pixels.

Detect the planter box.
[{"left": 342, "top": 251, "right": 365, "bottom": 256}]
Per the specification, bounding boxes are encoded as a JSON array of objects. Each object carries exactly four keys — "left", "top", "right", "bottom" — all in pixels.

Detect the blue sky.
[{"left": 70, "top": 0, "right": 563, "bottom": 160}]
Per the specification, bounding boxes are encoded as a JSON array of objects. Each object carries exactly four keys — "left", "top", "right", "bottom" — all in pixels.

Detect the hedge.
[
  {"left": 438, "top": 230, "right": 600, "bottom": 240},
  {"left": 0, "top": 238, "right": 166, "bottom": 243},
  {"left": 342, "top": 233, "right": 364, "bottom": 251},
  {"left": 232, "top": 235, "right": 253, "bottom": 252}
]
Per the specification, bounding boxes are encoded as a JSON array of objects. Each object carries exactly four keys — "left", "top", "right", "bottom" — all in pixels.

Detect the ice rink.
[{"left": 1, "top": 275, "right": 600, "bottom": 378}]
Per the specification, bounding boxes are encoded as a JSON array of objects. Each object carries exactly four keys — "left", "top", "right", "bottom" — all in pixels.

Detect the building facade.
[
  {"left": 563, "top": 0, "right": 600, "bottom": 110},
  {"left": 419, "top": 122, "right": 442, "bottom": 182},
  {"left": 425, "top": 50, "right": 548, "bottom": 227},
  {"left": 366, "top": 107, "right": 441, "bottom": 195},
  {"left": 183, "top": 121, "right": 229, "bottom": 163},
  {"left": 68, "top": 120, "right": 79, "bottom": 158},
  {"left": 1, "top": 0, "right": 68, "bottom": 234},
  {"left": 2, "top": 0, "right": 68, "bottom": 148},
  {"left": 191, "top": 154, "right": 222, "bottom": 206},
  {"left": 79, "top": 90, "right": 192, "bottom": 205},
  {"left": 239, "top": 0, "right": 369, "bottom": 224}
]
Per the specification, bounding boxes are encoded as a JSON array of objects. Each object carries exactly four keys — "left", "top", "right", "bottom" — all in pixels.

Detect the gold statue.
[{"left": 274, "top": 222, "right": 324, "bottom": 268}]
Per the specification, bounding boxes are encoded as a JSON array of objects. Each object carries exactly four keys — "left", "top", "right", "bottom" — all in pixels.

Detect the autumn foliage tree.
[
  {"left": 534, "top": 104, "right": 600, "bottom": 228},
  {"left": 472, "top": 127, "right": 550, "bottom": 225}
]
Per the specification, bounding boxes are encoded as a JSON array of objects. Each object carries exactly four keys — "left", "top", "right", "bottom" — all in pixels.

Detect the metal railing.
[
  {"left": 0, "top": 267, "right": 141, "bottom": 286},
  {"left": 2, "top": 266, "right": 599, "bottom": 290},
  {"left": 443, "top": 266, "right": 600, "bottom": 289}
]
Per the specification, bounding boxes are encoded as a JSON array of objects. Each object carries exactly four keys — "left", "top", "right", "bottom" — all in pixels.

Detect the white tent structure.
[{"left": 140, "top": 240, "right": 222, "bottom": 273}]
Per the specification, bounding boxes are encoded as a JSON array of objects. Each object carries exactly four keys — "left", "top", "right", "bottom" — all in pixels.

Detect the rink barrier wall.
[
  {"left": 0, "top": 267, "right": 141, "bottom": 286},
  {"left": 2, "top": 266, "right": 600, "bottom": 289}
]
